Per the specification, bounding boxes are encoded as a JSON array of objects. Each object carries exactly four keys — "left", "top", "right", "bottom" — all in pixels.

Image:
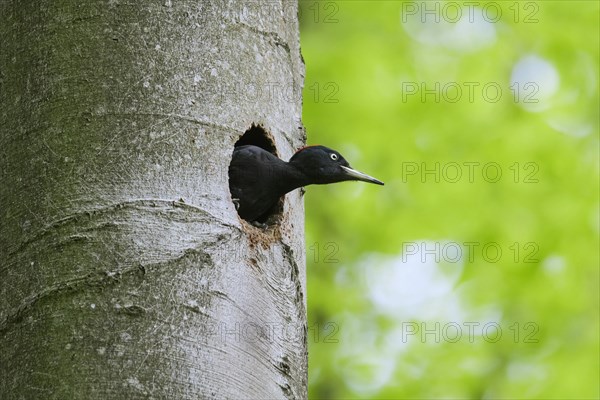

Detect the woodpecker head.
[{"left": 289, "top": 145, "right": 384, "bottom": 186}]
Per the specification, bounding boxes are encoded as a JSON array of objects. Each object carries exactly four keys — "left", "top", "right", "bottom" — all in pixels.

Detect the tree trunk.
[{"left": 0, "top": 1, "right": 307, "bottom": 399}]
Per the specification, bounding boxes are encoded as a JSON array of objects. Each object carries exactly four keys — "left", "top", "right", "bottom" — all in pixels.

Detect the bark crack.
[
  {"left": 233, "top": 22, "right": 291, "bottom": 54},
  {"left": 279, "top": 242, "right": 307, "bottom": 400},
  {"left": 0, "top": 248, "right": 212, "bottom": 334},
  {"left": 7, "top": 199, "right": 239, "bottom": 260},
  {"left": 94, "top": 111, "right": 239, "bottom": 132}
]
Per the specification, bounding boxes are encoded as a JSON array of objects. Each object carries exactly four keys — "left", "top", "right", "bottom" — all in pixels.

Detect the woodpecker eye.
[{"left": 330, "top": 153, "right": 338, "bottom": 161}]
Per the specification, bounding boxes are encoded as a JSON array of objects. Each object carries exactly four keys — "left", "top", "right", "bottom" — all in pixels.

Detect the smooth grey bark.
[{"left": 0, "top": 1, "right": 307, "bottom": 399}]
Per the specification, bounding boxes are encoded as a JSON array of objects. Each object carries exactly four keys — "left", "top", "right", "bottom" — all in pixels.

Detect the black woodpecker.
[{"left": 229, "top": 145, "right": 384, "bottom": 222}]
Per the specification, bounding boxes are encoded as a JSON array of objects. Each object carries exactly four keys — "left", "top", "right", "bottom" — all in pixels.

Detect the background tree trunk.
[{"left": 0, "top": 1, "right": 307, "bottom": 398}]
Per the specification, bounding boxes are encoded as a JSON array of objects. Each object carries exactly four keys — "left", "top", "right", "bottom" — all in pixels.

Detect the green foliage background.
[{"left": 299, "top": 1, "right": 599, "bottom": 398}]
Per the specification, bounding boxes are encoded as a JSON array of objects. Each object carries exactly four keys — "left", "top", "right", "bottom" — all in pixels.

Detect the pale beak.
[{"left": 341, "top": 165, "right": 384, "bottom": 185}]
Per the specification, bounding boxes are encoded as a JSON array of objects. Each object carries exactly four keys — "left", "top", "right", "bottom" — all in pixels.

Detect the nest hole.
[
  {"left": 234, "top": 125, "right": 277, "bottom": 155},
  {"left": 229, "top": 124, "right": 284, "bottom": 226}
]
